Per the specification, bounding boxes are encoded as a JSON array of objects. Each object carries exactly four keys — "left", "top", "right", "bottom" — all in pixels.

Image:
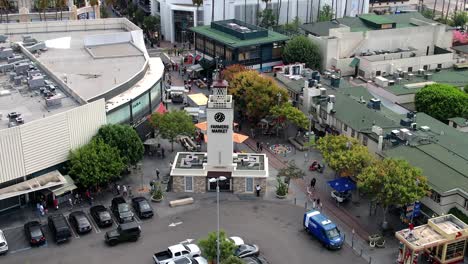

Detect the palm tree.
[
  {"left": 432, "top": 0, "right": 437, "bottom": 19},
  {"left": 317, "top": 0, "right": 321, "bottom": 21},
  {"left": 445, "top": 0, "right": 451, "bottom": 22},
  {"left": 38, "top": 0, "right": 49, "bottom": 21},
  {"left": 192, "top": 0, "right": 203, "bottom": 25},
  {"left": 455, "top": 0, "right": 459, "bottom": 12},
  {"left": 211, "top": 0, "right": 214, "bottom": 22},
  {"left": 277, "top": 0, "right": 282, "bottom": 25},
  {"left": 344, "top": 0, "right": 348, "bottom": 17},
  {"left": 90, "top": 0, "right": 99, "bottom": 18},
  {"left": 286, "top": 0, "right": 290, "bottom": 23},
  {"left": 56, "top": 0, "right": 67, "bottom": 20},
  {"left": 441, "top": 0, "right": 446, "bottom": 19}
]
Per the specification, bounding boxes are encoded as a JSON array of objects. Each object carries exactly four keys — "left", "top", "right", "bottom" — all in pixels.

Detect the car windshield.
[
  {"left": 173, "top": 258, "right": 191, "bottom": 264},
  {"left": 235, "top": 245, "right": 250, "bottom": 255},
  {"left": 140, "top": 202, "right": 151, "bottom": 210},
  {"left": 118, "top": 203, "right": 129, "bottom": 212},
  {"left": 78, "top": 218, "right": 89, "bottom": 226},
  {"left": 326, "top": 228, "right": 340, "bottom": 239},
  {"left": 31, "top": 227, "right": 42, "bottom": 238},
  {"left": 99, "top": 211, "right": 111, "bottom": 220},
  {"left": 0, "top": 242, "right": 5, "bottom": 247}
]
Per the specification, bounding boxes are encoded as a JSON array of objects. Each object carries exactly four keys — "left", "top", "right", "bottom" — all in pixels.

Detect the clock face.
[{"left": 214, "top": 112, "right": 225, "bottom": 123}]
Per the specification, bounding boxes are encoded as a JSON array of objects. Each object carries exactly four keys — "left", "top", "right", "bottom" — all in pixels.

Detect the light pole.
[
  {"left": 208, "top": 176, "right": 227, "bottom": 264},
  {"left": 276, "top": 92, "right": 282, "bottom": 137}
]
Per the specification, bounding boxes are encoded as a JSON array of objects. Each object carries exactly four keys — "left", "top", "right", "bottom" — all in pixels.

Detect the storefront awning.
[
  {"left": 49, "top": 175, "right": 77, "bottom": 197},
  {"left": 327, "top": 178, "right": 356, "bottom": 192},
  {"left": 0, "top": 170, "right": 67, "bottom": 200},
  {"left": 349, "top": 58, "right": 360, "bottom": 67},
  {"left": 188, "top": 64, "right": 203, "bottom": 72}
]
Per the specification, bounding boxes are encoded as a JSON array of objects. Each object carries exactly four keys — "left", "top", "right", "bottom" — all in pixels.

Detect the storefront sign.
[{"left": 211, "top": 125, "right": 229, "bottom": 133}]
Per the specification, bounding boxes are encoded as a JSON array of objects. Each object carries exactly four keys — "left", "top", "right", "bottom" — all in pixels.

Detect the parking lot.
[{"left": 1, "top": 200, "right": 367, "bottom": 264}]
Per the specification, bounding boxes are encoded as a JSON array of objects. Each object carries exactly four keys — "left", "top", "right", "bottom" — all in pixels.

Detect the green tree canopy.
[
  {"left": 222, "top": 64, "right": 251, "bottom": 82},
  {"left": 229, "top": 71, "right": 288, "bottom": 121},
  {"left": 69, "top": 139, "right": 125, "bottom": 188},
  {"left": 451, "top": 11, "right": 468, "bottom": 27},
  {"left": 150, "top": 111, "right": 195, "bottom": 151},
  {"left": 415, "top": 83, "right": 468, "bottom": 121},
  {"left": 357, "top": 158, "right": 429, "bottom": 226},
  {"left": 198, "top": 230, "right": 236, "bottom": 262},
  {"left": 143, "top": 15, "right": 160, "bottom": 35},
  {"left": 282, "top": 35, "right": 321, "bottom": 69},
  {"left": 270, "top": 102, "right": 309, "bottom": 130},
  {"left": 316, "top": 135, "right": 374, "bottom": 177},
  {"left": 221, "top": 255, "right": 244, "bottom": 264},
  {"left": 277, "top": 160, "right": 305, "bottom": 183},
  {"left": 318, "top": 4, "right": 334, "bottom": 22},
  {"left": 134, "top": 9, "right": 145, "bottom": 25},
  {"left": 258, "top": 8, "right": 277, "bottom": 28},
  {"left": 94, "top": 124, "right": 144, "bottom": 166}
]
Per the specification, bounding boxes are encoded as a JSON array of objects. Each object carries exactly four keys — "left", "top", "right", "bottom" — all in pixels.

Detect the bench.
[{"left": 169, "top": 197, "right": 194, "bottom": 207}]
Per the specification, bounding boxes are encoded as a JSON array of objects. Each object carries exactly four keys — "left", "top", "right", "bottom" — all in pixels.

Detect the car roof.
[
  {"left": 119, "top": 221, "right": 140, "bottom": 230},
  {"left": 71, "top": 211, "right": 86, "bottom": 217},
  {"left": 169, "top": 244, "right": 186, "bottom": 253},
  {"left": 230, "top": 236, "right": 245, "bottom": 246}
]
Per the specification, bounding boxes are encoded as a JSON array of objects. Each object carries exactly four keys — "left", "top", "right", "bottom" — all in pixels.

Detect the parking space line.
[
  {"left": 10, "top": 247, "right": 31, "bottom": 254},
  {"left": 87, "top": 213, "right": 101, "bottom": 234},
  {"left": 64, "top": 216, "right": 80, "bottom": 239}
]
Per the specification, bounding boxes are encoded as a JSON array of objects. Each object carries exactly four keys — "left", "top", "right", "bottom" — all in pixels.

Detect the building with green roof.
[
  {"left": 300, "top": 13, "right": 454, "bottom": 78},
  {"left": 190, "top": 19, "right": 289, "bottom": 71}
]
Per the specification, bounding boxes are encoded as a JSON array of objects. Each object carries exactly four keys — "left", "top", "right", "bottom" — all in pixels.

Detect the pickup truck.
[{"left": 153, "top": 243, "right": 201, "bottom": 264}]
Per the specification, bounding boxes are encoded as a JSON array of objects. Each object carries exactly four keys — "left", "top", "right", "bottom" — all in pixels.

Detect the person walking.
[
  {"left": 68, "top": 198, "right": 73, "bottom": 209},
  {"left": 312, "top": 198, "right": 317, "bottom": 209},
  {"left": 256, "top": 142, "right": 260, "bottom": 151},
  {"left": 122, "top": 185, "right": 128, "bottom": 197},
  {"left": 116, "top": 184, "right": 121, "bottom": 195},
  {"left": 255, "top": 184, "right": 261, "bottom": 197},
  {"left": 161, "top": 148, "right": 165, "bottom": 158},
  {"left": 156, "top": 168, "right": 160, "bottom": 180},
  {"left": 39, "top": 204, "right": 45, "bottom": 216},
  {"left": 128, "top": 186, "right": 133, "bottom": 198},
  {"left": 259, "top": 142, "right": 264, "bottom": 152},
  {"left": 310, "top": 177, "right": 316, "bottom": 190},
  {"left": 316, "top": 198, "right": 322, "bottom": 210}
]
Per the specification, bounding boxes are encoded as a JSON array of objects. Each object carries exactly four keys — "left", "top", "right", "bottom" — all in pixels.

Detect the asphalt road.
[{"left": 1, "top": 201, "right": 365, "bottom": 264}]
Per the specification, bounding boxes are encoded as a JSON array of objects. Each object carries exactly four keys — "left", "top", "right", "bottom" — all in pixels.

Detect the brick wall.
[
  {"left": 232, "top": 177, "right": 267, "bottom": 196},
  {"left": 172, "top": 176, "right": 207, "bottom": 193},
  {"left": 172, "top": 176, "right": 185, "bottom": 193},
  {"left": 194, "top": 176, "right": 206, "bottom": 193}
]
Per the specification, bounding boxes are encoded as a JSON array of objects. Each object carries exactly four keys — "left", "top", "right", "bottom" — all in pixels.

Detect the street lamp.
[
  {"left": 208, "top": 176, "right": 227, "bottom": 264},
  {"left": 276, "top": 93, "right": 282, "bottom": 137}
]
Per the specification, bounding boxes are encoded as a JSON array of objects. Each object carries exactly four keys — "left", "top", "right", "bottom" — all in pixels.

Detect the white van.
[{"left": 0, "top": 229, "right": 8, "bottom": 254}]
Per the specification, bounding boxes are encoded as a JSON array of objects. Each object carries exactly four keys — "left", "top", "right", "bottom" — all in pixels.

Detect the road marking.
[
  {"left": 64, "top": 217, "right": 80, "bottom": 239},
  {"left": 9, "top": 247, "right": 31, "bottom": 254},
  {"left": 87, "top": 213, "right": 101, "bottom": 234},
  {"left": 169, "top": 221, "right": 183, "bottom": 227},
  {"left": 1, "top": 225, "right": 26, "bottom": 231},
  {"left": 179, "top": 238, "right": 194, "bottom": 244}
]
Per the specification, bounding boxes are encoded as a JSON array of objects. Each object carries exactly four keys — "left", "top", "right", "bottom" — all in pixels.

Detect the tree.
[
  {"left": 134, "top": 8, "right": 145, "bottom": 25},
  {"left": 100, "top": 5, "right": 109, "bottom": 18},
  {"left": 192, "top": 0, "right": 203, "bottom": 25},
  {"left": 56, "top": 0, "right": 67, "bottom": 20},
  {"left": 105, "top": 0, "right": 116, "bottom": 7},
  {"left": 258, "top": 8, "right": 277, "bottom": 28},
  {"left": 270, "top": 102, "right": 309, "bottom": 137},
  {"left": 451, "top": 11, "right": 468, "bottom": 27},
  {"left": 316, "top": 135, "right": 374, "bottom": 177},
  {"left": 420, "top": 8, "right": 434, "bottom": 19},
  {"left": 150, "top": 110, "right": 196, "bottom": 151},
  {"left": 465, "top": 84, "right": 468, "bottom": 93},
  {"left": 357, "top": 158, "right": 429, "bottom": 228},
  {"left": 89, "top": 0, "right": 99, "bottom": 18},
  {"left": 283, "top": 16, "right": 301, "bottom": 35},
  {"left": 276, "top": 160, "right": 305, "bottom": 185},
  {"left": 221, "top": 256, "right": 244, "bottom": 264},
  {"left": 94, "top": 124, "right": 144, "bottom": 166},
  {"left": 69, "top": 139, "right": 125, "bottom": 188},
  {"left": 222, "top": 64, "right": 251, "bottom": 82},
  {"left": 229, "top": 71, "right": 288, "bottom": 122},
  {"left": 318, "top": 4, "right": 333, "bottom": 21},
  {"left": 38, "top": 0, "right": 49, "bottom": 21},
  {"left": 415, "top": 84, "right": 468, "bottom": 122},
  {"left": 0, "top": 0, "right": 10, "bottom": 23},
  {"left": 282, "top": 35, "right": 322, "bottom": 69},
  {"left": 198, "top": 230, "right": 236, "bottom": 262},
  {"left": 143, "top": 15, "right": 160, "bottom": 41}
]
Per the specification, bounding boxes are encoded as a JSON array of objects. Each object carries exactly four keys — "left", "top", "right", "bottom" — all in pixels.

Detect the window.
[
  {"left": 238, "top": 46, "right": 259, "bottom": 61},
  {"left": 437, "top": 63, "right": 442, "bottom": 69},
  {"left": 225, "top": 48, "right": 233, "bottom": 61},
  {"left": 245, "top": 178, "right": 254, "bottom": 192},
  {"left": 343, "top": 124, "right": 348, "bottom": 131},
  {"left": 351, "top": 129, "right": 355, "bottom": 137},
  {"left": 215, "top": 43, "right": 224, "bottom": 59},
  {"left": 205, "top": 40, "right": 214, "bottom": 56},
  {"left": 363, "top": 136, "right": 368, "bottom": 146},
  {"left": 195, "top": 35, "right": 204, "bottom": 51},
  {"left": 408, "top": 67, "right": 413, "bottom": 72},
  {"left": 185, "top": 176, "right": 193, "bottom": 192},
  {"left": 429, "top": 190, "right": 441, "bottom": 203},
  {"left": 445, "top": 240, "right": 465, "bottom": 260},
  {"left": 375, "top": 71, "right": 381, "bottom": 76},
  {"left": 272, "top": 43, "right": 282, "bottom": 59}
]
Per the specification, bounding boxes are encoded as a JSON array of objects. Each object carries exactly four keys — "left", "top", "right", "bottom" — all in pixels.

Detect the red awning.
[{"left": 156, "top": 103, "right": 167, "bottom": 114}]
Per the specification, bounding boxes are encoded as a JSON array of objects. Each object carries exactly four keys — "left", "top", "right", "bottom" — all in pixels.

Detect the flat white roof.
[{"left": 8, "top": 29, "right": 146, "bottom": 101}]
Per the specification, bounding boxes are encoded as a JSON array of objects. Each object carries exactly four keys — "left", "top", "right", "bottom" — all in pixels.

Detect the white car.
[
  {"left": 228, "top": 236, "right": 245, "bottom": 247},
  {"left": 0, "top": 229, "right": 8, "bottom": 255},
  {"left": 153, "top": 243, "right": 201, "bottom": 264},
  {"left": 168, "top": 256, "right": 207, "bottom": 264}
]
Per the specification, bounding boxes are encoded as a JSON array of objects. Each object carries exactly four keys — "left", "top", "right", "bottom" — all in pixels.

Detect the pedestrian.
[
  {"left": 122, "top": 185, "right": 128, "bottom": 197},
  {"left": 68, "top": 198, "right": 73, "bottom": 209},
  {"left": 53, "top": 198, "right": 59, "bottom": 210},
  {"left": 255, "top": 184, "right": 261, "bottom": 197},
  {"left": 256, "top": 142, "right": 260, "bottom": 151},
  {"left": 128, "top": 186, "right": 133, "bottom": 198},
  {"left": 317, "top": 198, "right": 322, "bottom": 210},
  {"left": 39, "top": 204, "right": 45, "bottom": 216},
  {"left": 150, "top": 180, "right": 155, "bottom": 191},
  {"left": 156, "top": 168, "right": 160, "bottom": 180},
  {"left": 161, "top": 148, "right": 165, "bottom": 158},
  {"left": 250, "top": 128, "right": 255, "bottom": 138},
  {"left": 259, "top": 143, "right": 264, "bottom": 152},
  {"left": 312, "top": 198, "right": 317, "bottom": 209},
  {"left": 169, "top": 161, "right": 173, "bottom": 168},
  {"left": 116, "top": 184, "right": 121, "bottom": 195},
  {"left": 310, "top": 177, "right": 316, "bottom": 189}
]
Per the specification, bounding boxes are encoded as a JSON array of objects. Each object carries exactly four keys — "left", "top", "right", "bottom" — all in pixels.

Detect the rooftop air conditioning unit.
[
  {"left": 327, "top": 94, "right": 336, "bottom": 103},
  {"left": 319, "top": 87, "right": 326, "bottom": 97},
  {"left": 420, "top": 126, "right": 430, "bottom": 132},
  {"left": 399, "top": 128, "right": 410, "bottom": 139}
]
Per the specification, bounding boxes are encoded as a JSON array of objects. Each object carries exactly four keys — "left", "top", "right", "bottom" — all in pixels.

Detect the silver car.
[{"left": 0, "top": 229, "right": 8, "bottom": 255}]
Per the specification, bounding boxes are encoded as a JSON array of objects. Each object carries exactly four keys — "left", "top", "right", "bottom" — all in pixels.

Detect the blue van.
[{"left": 303, "top": 210, "right": 344, "bottom": 249}]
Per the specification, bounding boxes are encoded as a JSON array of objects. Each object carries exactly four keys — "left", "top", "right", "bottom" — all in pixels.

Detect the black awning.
[{"left": 207, "top": 171, "right": 232, "bottom": 178}]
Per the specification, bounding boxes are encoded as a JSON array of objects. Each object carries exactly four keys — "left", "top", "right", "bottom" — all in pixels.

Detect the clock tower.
[{"left": 206, "top": 75, "right": 234, "bottom": 167}]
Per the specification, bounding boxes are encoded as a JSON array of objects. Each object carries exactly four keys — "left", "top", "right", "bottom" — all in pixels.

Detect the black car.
[
  {"left": 235, "top": 244, "right": 259, "bottom": 258},
  {"left": 111, "top": 197, "right": 134, "bottom": 223},
  {"left": 241, "top": 256, "right": 269, "bottom": 264},
  {"left": 69, "top": 211, "right": 92, "bottom": 234},
  {"left": 131, "top": 197, "right": 154, "bottom": 219},
  {"left": 24, "top": 221, "right": 46, "bottom": 246},
  {"left": 90, "top": 205, "right": 113, "bottom": 227},
  {"left": 105, "top": 221, "right": 141, "bottom": 246},
  {"left": 47, "top": 214, "right": 72, "bottom": 244}
]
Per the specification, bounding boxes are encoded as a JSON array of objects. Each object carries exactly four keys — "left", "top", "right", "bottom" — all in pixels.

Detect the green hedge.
[{"left": 448, "top": 207, "right": 468, "bottom": 224}]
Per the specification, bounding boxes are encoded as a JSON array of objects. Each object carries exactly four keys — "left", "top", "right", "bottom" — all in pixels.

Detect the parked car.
[
  {"left": 48, "top": 214, "right": 72, "bottom": 244},
  {"left": 241, "top": 256, "right": 269, "bottom": 264},
  {"left": 105, "top": 222, "right": 141, "bottom": 246},
  {"left": 69, "top": 211, "right": 92, "bottom": 234},
  {"left": 228, "top": 236, "right": 245, "bottom": 247},
  {"left": 90, "top": 205, "right": 113, "bottom": 227},
  {"left": 24, "top": 221, "right": 46, "bottom": 246},
  {"left": 132, "top": 197, "right": 154, "bottom": 219},
  {"left": 167, "top": 256, "right": 208, "bottom": 264},
  {"left": 153, "top": 243, "right": 201, "bottom": 264},
  {"left": 235, "top": 244, "right": 259, "bottom": 258},
  {"left": 0, "top": 229, "right": 8, "bottom": 254},
  {"left": 111, "top": 197, "right": 134, "bottom": 223}
]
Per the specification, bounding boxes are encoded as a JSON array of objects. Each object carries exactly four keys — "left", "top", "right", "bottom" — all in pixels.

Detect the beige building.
[{"left": 170, "top": 78, "right": 269, "bottom": 194}]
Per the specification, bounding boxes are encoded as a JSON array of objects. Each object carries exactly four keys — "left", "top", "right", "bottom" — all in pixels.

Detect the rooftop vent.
[{"left": 420, "top": 126, "right": 430, "bottom": 132}]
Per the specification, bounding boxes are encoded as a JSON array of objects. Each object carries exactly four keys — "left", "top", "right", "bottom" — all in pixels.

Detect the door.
[
  {"left": 245, "top": 178, "right": 254, "bottom": 193},
  {"left": 185, "top": 176, "right": 193, "bottom": 192}
]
